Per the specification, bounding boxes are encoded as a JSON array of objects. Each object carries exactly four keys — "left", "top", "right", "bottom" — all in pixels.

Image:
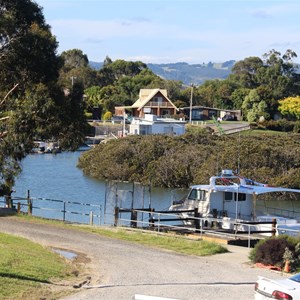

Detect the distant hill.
[
  {"left": 147, "top": 61, "right": 235, "bottom": 85},
  {"left": 89, "top": 60, "right": 236, "bottom": 85}
]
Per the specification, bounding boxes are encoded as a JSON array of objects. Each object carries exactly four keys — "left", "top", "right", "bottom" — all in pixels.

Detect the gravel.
[{"left": 0, "top": 216, "right": 288, "bottom": 300}]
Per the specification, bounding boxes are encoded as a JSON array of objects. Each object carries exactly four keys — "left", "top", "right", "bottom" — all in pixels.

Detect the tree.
[
  {"left": 230, "top": 56, "right": 264, "bottom": 88},
  {"left": 279, "top": 96, "right": 300, "bottom": 120},
  {"left": 84, "top": 86, "right": 103, "bottom": 110},
  {"left": 0, "top": 0, "right": 87, "bottom": 195},
  {"left": 60, "top": 49, "right": 89, "bottom": 70},
  {"left": 58, "top": 49, "right": 98, "bottom": 89},
  {"left": 242, "top": 89, "right": 269, "bottom": 122}
]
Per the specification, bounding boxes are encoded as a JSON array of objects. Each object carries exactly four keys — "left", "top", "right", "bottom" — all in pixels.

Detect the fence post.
[
  {"left": 272, "top": 218, "right": 277, "bottom": 236},
  {"left": 149, "top": 208, "right": 155, "bottom": 229},
  {"left": 131, "top": 210, "right": 137, "bottom": 228},
  {"left": 89, "top": 211, "right": 93, "bottom": 226},
  {"left": 17, "top": 202, "right": 21, "bottom": 214},
  {"left": 63, "top": 202, "right": 66, "bottom": 222},
  {"left": 114, "top": 207, "right": 119, "bottom": 227},
  {"left": 27, "top": 190, "right": 32, "bottom": 215},
  {"left": 157, "top": 213, "right": 160, "bottom": 232},
  {"left": 194, "top": 208, "right": 200, "bottom": 233}
]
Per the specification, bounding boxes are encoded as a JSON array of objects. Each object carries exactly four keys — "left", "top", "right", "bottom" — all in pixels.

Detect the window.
[
  {"left": 153, "top": 96, "right": 163, "bottom": 104},
  {"left": 234, "top": 193, "right": 246, "bottom": 201},
  {"left": 224, "top": 192, "right": 233, "bottom": 201},
  {"left": 224, "top": 192, "right": 246, "bottom": 201},
  {"left": 188, "top": 189, "right": 206, "bottom": 201}
]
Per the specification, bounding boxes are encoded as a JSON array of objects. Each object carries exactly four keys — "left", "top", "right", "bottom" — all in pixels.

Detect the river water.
[
  {"left": 9, "top": 151, "right": 300, "bottom": 226},
  {"left": 12, "top": 151, "right": 186, "bottom": 224}
]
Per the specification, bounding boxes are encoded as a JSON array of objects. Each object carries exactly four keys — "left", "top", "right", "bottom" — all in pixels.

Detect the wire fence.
[{"left": 1, "top": 196, "right": 102, "bottom": 225}]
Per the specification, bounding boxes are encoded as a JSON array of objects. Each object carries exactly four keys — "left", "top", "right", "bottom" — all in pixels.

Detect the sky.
[{"left": 36, "top": 0, "right": 300, "bottom": 64}]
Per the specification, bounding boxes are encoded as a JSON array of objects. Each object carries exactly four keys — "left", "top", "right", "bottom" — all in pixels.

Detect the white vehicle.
[{"left": 254, "top": 273, "right": 300, "bottom": 299}]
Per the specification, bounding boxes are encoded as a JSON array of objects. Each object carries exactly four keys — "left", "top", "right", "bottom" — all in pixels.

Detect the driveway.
[{"left": 0, "top": 216, "right": 287, "bottom": 300}]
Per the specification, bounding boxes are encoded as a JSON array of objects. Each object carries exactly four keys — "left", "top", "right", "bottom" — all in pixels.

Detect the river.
[
  {"left": 12, "top": 151, "right": 186, "bottom": 224},
  {"left": 9, "top": 151, "right": 300, "bottom": 226}
]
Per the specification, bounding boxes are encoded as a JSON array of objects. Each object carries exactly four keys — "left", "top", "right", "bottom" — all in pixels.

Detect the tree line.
[{"left": 59, "top": 49, "right": 300, "bottom": 123}]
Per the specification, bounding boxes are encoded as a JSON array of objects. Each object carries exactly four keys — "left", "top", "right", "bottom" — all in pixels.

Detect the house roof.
[{"left": 131, "top": 88, "right": 178, "bottom": 111}]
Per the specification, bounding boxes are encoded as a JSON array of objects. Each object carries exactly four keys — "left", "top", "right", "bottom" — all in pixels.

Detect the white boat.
[{"left": 169, "top": 169, "right": 300, "bottom": 236}]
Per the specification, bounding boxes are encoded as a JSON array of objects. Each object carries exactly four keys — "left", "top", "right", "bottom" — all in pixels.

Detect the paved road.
[{"left": 0, "top": 217, "right": 287, "bottom": 300}]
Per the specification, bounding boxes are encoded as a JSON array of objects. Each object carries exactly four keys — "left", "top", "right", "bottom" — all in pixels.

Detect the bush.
[
  {"left": 293, "top": 121, "right": 300, "bottom": 133},
  {"left": 263, "top": 119, "right": 294, "bottom": 132},
  {"left": 250, "top": 236, "right": 300, "bottom": 270}
]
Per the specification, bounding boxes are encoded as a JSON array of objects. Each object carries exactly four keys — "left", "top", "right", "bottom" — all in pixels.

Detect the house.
[
  {"left": 115, "top": 89, "right": 179, "bottom": 118},
  {"left": 129, "top": 114, "right": 186, "bottom": 136},
  {"left": 180, "top": 106, "right": 241, "bottom": 121}
]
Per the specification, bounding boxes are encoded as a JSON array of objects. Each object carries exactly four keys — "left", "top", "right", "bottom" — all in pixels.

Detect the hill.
[
  {"left": 89, "top": 60, "right": 235, "bottom": 85},
  {"left": 147, "top": 61, "right": 235, "bottom": 85}
]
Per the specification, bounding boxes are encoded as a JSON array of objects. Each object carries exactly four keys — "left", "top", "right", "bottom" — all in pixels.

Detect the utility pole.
[{"left": 189, "top": 84, "right": 194, "bottom": 124}]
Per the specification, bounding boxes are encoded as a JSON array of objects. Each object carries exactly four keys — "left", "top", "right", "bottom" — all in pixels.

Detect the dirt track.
[{"left": 0, "top": 216, "right": 287, "bottom": 300}]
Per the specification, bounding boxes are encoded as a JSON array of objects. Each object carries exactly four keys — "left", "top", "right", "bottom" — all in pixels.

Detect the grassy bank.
[
  {"left": 18, "top": 214, "right": 228, "bottom": 256},
  {"left": 0, "top": 232, "right": 79, "bottom": 300}
]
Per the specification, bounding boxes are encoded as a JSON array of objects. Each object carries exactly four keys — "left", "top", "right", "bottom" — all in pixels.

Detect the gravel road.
[{"left": 0, "top": 216, "right": 288, "bottom": 300}]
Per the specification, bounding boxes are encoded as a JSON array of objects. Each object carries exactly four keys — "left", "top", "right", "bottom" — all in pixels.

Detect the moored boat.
[{"left": 169, "top": 170, "right": 300, "bottom": 236}]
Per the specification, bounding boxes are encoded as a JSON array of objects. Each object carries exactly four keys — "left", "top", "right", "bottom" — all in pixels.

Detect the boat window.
[
  {"left": 188, "top": 189, "right": 206, "bottom": 201},
  {"left": 234, "top": 193, "right": 246, "bottom": 201},
  {"left": 224, "top": 192, "right": 233, "bottom": 201},
  {"left": 224, "top": 192, "right": 246, "bottom": 201}
]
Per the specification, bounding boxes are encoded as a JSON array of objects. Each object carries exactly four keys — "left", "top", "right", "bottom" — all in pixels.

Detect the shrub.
[
  {"left": 103, "top": 111, "right": 112, "bottom": 120},
  {"left": 249, "top": 236, "right": 298, "bottom": 268},
  {"left": 262, "top": 119, "right": 294, "bottom": 132},
  {"left": 293, "top": 121, "right": 300, "bottom": 133}
]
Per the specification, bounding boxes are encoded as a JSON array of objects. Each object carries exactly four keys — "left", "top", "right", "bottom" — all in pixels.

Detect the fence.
[
  {"left": 1, "top": 195, "right": 102, "bottom": 225},
  {"left": 114, "top": 207, "right": 300, "bottom": 248}
]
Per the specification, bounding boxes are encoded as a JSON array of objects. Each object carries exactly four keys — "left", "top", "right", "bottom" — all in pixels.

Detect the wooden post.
[
  {"left": 149, "top": 208, "right": 155, "bottom": 229},
  {"left": 17, "top": 202, "right": 21, "bottom": 214},
  {"left": 114, "top": 207, "right": 119, "bottom": 227},
  {"left": 272, "top": 218, "right": 277, "bottom": 236},
  {"left": 27, "top": 190, "right": 32, "bottom": 215},
  {"left": 89, "top": 211, "right": 94, "bottom": 226},
  {"left": 131, "top": 210, "right": 137, "bottom": 228}
]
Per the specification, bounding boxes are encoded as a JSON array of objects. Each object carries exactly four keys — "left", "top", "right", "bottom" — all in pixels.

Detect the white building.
[{"left": 129, "top": 114, "right": 186, "bottom": 136}]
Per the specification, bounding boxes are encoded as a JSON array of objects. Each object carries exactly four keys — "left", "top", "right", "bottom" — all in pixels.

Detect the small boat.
[{"left": 169, "top": 169, "right": 300, "bottom": 236}]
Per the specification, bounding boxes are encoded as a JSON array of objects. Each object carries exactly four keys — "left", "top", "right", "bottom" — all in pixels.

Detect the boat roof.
[
  {"left": 190, "top": 170, "right": 300, "bottom": 196},
  {"left": 190, "top": 184, "right": 300, "bottom": 195}
]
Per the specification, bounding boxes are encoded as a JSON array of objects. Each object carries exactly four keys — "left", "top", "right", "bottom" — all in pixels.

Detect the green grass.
[
  {"left": 80, "top": 226, "right": 228, "bottom": 256},
  {"left": 0, "top": 232, "right": 77, "bottom": 299},
  {"left": 17, "top": 214, "right": 228, "bottom": 256},
  {"left": 240, "top": 129, "right": 289, "bottom": 136}
]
